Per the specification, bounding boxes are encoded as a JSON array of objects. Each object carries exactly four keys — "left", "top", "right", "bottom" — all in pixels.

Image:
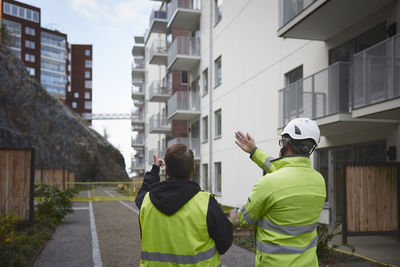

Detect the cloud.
[{"left": 70, "top": 0, "right": 156, "bottom": 26}]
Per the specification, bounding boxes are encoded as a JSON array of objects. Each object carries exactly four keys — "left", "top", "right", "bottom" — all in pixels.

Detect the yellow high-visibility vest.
[
  {"left": 239, "top": 148, "right": 326, "bottom": 267},
  {"left": 140, "top": 191, "right": 221, "bottom": 267}
]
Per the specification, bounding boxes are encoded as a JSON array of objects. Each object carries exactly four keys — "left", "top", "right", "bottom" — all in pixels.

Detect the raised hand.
[
  {"left": 153, "top": 152, "right": 165, "bottom": 168},
  {"left": 235, "top": 131, "right": 256, "bottom": 154}
]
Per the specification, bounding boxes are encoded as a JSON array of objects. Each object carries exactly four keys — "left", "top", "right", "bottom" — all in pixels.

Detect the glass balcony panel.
[
  {"left": 353, "top": 34, "right": 400, "bottom": 109},
  {"left": 167, "top": 91, "right": 200, "bottom": 120},
  {"left": 131, "top": 86, "right": 145, "bottom": 99},
  {"left": 149, "top": 8, "right": 167, "bottom": 34},
  {"left": 131, "top": 110, "right": 145, "bottom": 126},
  {"left": 149, "top": 80, "right": 171, "bottom": 102},
  {"left": 149, "top": 114, "right": 171, "bottom": 133},
  {"left": 131, "top": 157, "right": 145, "bottom": 170},
  {"left": 167, "top": 0, "right": 201, "bottom": 30},
  {"left": 131, "top": 134, "right": 145, "bottom": 147},
  {"left": 149, "top": 39, "right": 168, "bottom": 65},
  {"left": 167, "top": 36, "right": 200, "bottom": 70}
]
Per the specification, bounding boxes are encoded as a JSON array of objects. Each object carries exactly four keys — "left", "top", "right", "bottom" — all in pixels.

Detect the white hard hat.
[{"left": 281, "top": 118, "right": 320, "bottom": 145}]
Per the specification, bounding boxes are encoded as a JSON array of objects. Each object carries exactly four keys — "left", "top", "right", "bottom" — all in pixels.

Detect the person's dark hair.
[
  {"left": 283, "top": 134, "right": 316, "bottom": 156},
  {"left": 164, "top": 144, "right": 194, "bottom": 179}
]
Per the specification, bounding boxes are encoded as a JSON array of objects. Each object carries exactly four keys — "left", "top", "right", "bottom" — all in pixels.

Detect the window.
[
  {"left": 214, "top": 0, "right": 222, "bottom": 25},
  {"left": 84, "top": 92, "right": 91, "bottom": 99},
  {"left": 181, "top": 71, "right": 188, "bottom": 85},
  {"left": 3, "top": 2, "right": 11, "bottom": 14},
  {"left": 202, "top": 116, "right": 208, "bottom": 142},
  {"left": 3, "top": 3, "right": 39, "bottom": 22},
  {"left": 72, "top": 102, "right": 77, "bottom": 109},
  {"left": 26, "top": 67, "right": 35, "bottom": 76},
  {"left": 85, "top": 71, "right": 91, "bottom": 79},
  {"left": 74, "top": 92, "right": 79, "bottom": 98},
  {"left": 85, "top": 49, "right": 91, "bottom": 56},
  {"left": 85, "top": 60, "right": 92, "bottom": 68},
  {"left": 24, "top": 53, "right": 35, "bottom": 62},
  {"left": 283, "top": 66, "right": 303, "bottom": 122},
  {"left": 25, "top": 40, "right": 35, "bottom": 49},
  {"left": 25, "top": 27, "right": 35, "bottom": 36},
  {"left": 214, "top": 109, "right": 221, "bottom": 138},
  {"left": 202, "top": 164, "right": 208, "bottom": 191},
  {"left": 84, "top": 101, "right": 92, "bottom": 110},
  {"left": 214, "top": 162, "right": 221, "bottom": 195},
  {"left": 202, "top": 68, "right": 208, "bottom": 95},
  {"left": 85, "top": 80, "right": 92, "bottom": 88},
  {"left": 214, "top": 56, "right": 222, "bottom": 87}
]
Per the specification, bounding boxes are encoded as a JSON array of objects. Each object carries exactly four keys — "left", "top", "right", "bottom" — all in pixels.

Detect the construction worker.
[
  {"left": 235, "top": 118, "right": 326, "bottom": 267},
  {"left": 135, "top": 144, "right": 233, "bottom": 266}
]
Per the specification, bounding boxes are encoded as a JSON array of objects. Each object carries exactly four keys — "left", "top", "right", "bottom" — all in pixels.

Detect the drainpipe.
[{"left": 208, "top": 0, "right": 213, "bottom": 193}]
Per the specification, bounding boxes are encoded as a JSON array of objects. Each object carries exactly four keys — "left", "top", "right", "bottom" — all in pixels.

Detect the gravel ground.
[{"left": 93, "top": 186, "right": 142, "bottom": 267}]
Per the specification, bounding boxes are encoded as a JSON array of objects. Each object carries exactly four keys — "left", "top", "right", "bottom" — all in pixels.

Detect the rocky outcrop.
[{"left": 0, "top": 44, "right": 128, "bottom": 181}]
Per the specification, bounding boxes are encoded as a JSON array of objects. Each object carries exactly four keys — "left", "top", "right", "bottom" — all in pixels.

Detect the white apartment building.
[{"left": 131, "top": 0, "right": 400, "bottom": 225}]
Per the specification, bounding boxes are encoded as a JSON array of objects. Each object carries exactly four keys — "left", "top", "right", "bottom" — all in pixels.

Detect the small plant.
[{"left": 35, "top": 184, "right": 74, "bottom": 224}]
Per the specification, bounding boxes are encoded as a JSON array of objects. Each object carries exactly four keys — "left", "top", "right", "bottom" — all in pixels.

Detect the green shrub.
[{"left": 317, "top": 222, "right": 355, "bottom": 260}]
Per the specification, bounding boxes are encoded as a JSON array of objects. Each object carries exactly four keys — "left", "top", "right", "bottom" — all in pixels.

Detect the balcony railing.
[
  {"left": 167, "top": 91, "right": 200, "bottom": 120},
  {"left": 149, "top": 39, "right": 168, "bottom": 65},
  {"left": 131, "top": 86, "right": 145, "bottom": 99},
  {"left": 149, "top": 80, "right": 171, "bottom": 102},
  {"left": 149, "top": 114, "right": 171, "bottom": 133},
  {"left": 167, "top": 137, "right": 200, "bottom": 158},
  {"left": 131, "top": 134, "right": 145, "bottom": 147},
  {"left": 133, "top": 99, "right": 144, "bottom": 107},
  {"left": 279, "top": 0, "right": 316, "bottom": 28},
  {"left": 149, "top": 8, "right": 167, "bottom": 34},
  {"left": 353, "top": 33, "right": 400, "bottom": 109},
  {"left": 131, "top": 110, "right": 145, "bottom": 125},
  {"left": 167, "top": 0, "right": 201, "bottom": 29},
  {"left": 279, "top": 62, "right": 351, "bottom": 128},
  {"left": 131, "top": 158, "right": 145, "bottom": 170},
  {"left": 168, "top": 36, "right": 200, "bottom": 70}
]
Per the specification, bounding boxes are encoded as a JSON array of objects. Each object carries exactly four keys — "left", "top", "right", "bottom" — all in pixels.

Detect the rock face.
[{"left": 0, "top": 44, "right": 128, "bottom": 181}]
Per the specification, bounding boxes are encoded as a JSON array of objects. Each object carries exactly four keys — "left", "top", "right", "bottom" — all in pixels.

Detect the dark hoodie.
[{"left": 135, "top": 165, "right": 233, "bottom": 255}]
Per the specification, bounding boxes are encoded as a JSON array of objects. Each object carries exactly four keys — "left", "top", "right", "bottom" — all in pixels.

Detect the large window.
[
  {"left": 181, "top": 71, "right": 188, "bottom": 85},
  {"left": 214, "top": 0, "right": 222, "bottom": 25},
  {"left": 202, "top": 68, "right": 208, "bottom": 95},
  {"left": 85, "top": 80, "right": 92, "bottom": 88},
  {"left": 214, "top": 109, "right": 221, "bottom": 138},
  {"left": 214, "top": 162, "right": 221, "bottom": 195},
  {"left": 202, "top": 164, "right": 208, "bottom": 191},
  {"left": 85, "top": 60, "right": 92, "bottom": 68},
  {"left": 215, "top": 56, "right": 222, "bottom": 87},
  {"left": 202, "top": 116, "right": 208, "bottom": 142},
  {"left": 25, "top": 26, "right": 35, "bottom": 36},
  {"left": 84, "top": 101, "right": 92, "bottom": 110},
  {"left": 84, "top": 92, "right": 91, "bottom": 99},
  {"left": 3, "top": 2, "right": 39, "bottom": 23}
]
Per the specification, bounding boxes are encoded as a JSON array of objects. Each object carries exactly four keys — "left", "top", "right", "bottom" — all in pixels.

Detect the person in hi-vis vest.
[
  {"left": 135, "top": 144, "right": 233, "bottom": 267},
  {"left": 235, "top": 118, "right": 326, "bottom": 267}
]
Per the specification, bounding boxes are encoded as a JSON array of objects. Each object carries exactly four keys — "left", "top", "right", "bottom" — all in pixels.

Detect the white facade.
[{"left": 133, "top": 0, "right": 400, "bottom": 225}]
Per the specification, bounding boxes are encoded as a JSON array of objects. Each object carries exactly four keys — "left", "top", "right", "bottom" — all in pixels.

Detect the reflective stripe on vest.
[
  {"left": 141, "top": 246, "right": 217, "bottom": 265},
  {"left": 256, "top": 235, "right": 318, "bottom": 255},
  {"left": 263, "top": 156, "right": 274, "bottom": 171},
  {"left": 240, "top": 205, "right": 258, "bottom": 225},
  {"left": 258, "top": 218, "right": 317, "bottom": 236}
]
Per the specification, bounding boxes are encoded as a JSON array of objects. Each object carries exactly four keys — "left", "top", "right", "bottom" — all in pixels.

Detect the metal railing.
[
  {"left": 353, "top": 33, "right": 400, "bottom": 109},
  {"left": 167, "top": 91, "right": 200, "bottom": 117},
  {"left": 150, "top": 39, "right": 167, "bottom": 59},
  {"left": 279, "top": 0, "right": 316, "bottom": 28},
  {"left": 168, "top": 36, "right": 200, "bottom": 66},
  {"left": 131, "top": 134, "right": 145, "bottom": 146},
  {"left": 167, "top": 0, "right": 201, "bottom": 22},
  {"left": 150, "top": 8, "right": 167, "bottom": 25},
  {"left": 149, "top": 80, "right": 171, "bottom": 99},
  {"left": 167, "top": 137, "right": 200, "bottom": 157},
  {"left": 131, "top": 158, "right": 145, "bottom": 169},
  {"left": 149, "top": 114, "right": 171, "bottom": 132},
  {"left": 131, "top": 110, "right": 145, "bottom": 122},
  {"left": 132, "top": 86, "right": 144, "bottom": 95},
  {"left": 278, "top": 62, "right": 351, "bottom": 128},
  {"left": 132, "top": 58, "right": 145, "bottom": 69}
]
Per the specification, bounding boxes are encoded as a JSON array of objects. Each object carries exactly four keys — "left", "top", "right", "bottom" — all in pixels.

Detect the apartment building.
[
  {"left": 133, "top": 0, "right": 400, "bottom": 225},
  {"left": 1, "top": 0, "right": 92, "bottom": 121}
]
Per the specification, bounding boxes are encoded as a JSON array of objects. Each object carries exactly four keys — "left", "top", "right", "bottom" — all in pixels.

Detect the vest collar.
[{"left": 270, "top": 155, "right": 311, "bottom": 170}]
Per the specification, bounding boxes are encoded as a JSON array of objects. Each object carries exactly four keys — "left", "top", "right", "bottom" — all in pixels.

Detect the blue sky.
[{"left": 22, "top": 0, "right": 157, "bottom": 174}]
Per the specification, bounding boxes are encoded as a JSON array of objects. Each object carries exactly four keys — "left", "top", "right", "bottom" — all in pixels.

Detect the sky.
[{"left": 22, "top": 0, "right": 157, "bottom": 175}]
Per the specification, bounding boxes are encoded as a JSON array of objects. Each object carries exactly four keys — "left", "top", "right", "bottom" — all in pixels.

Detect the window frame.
[
  {"left": 214, "top": 162, "right": 222, "bottom": 195},
  {"left": 214, "top": 0, "right": 222, "bottom": 26},
  {"left": 202, "top": 115, "right": 208, "bottom": 143},
  {"left": 202, "top": 163, "right": 209, "bottom": 191},
  {"left": 214, "top": 109, "right": 222, "bottom": 139},
  {"left": 202, "top": 68, "right": 208, "bottom": 96},
  {"left": 214, "top": 56, "right": 222, "bottom": 88}
]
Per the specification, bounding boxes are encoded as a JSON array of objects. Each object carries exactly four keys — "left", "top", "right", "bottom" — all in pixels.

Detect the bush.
[
  {"left": 35, "top": 184, "right": 74, "bottom": 224},
  {"left": 317, "top": 223, "right": 355, "bottom": 260}
]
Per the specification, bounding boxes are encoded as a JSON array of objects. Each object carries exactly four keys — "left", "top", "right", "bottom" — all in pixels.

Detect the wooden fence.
[
  {"left": 343, "top": 163, "right": 400, "bottom": 244},
  {"left": 0, "top": 149, "right": 34, "bottom": 223},
  {"left": 35, "top": 169, "right": 75, "bottom": 190}
]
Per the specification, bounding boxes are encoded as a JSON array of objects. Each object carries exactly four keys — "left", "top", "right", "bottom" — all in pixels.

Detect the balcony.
[
  {"left": 167, "top": 137, "right": 200, "bottom": 159},
  {"left": 131, "top": 110, "right": 145, "bottom": 126},
  {"left": 167, "top": 0, "right": 201, "bottom": 30},
  {"left": 132, "top": 124, "right": 144, "bottom": 132},
  {"left": 131, "top": 134, "right": 145, "bottom": 149},
  {"left": 279, "top": 62, "right": 353, "bottom": 136},
  {"left": 131, "top": 158, "right": 145, "bottom": 171},
  {"left": 149, "top": 114, "right": 171, "bottom": 134},
  {"left": 149, "top": 8, "right": 167, "bottom": 34},
  {"left": 168, "top": 36, "right": 200, "bottom": 71},
  {"left": 167, "top": 91, "right": 200, "bottom": 120},
  {"left": 131, "top": 86, "right": 145, "bottom": 100},
  {"left": 149, "top": 81, "right": 171, "bottom": 102},
  {"left": 132, "top": 44, "right": 144, "bottom": 57},
  {"left": 278, "top": 0, "right": 394, "bottom": 41},
  {"left": 149, "top": 39, "right": 168, "bottom": 65},
  {"left": 133, "top": 99, "right": 144, "bottom": 108},
  {"left": 352, "top": 33, "right": 400, "bottom": 119},
  {"left": 132, "top": 58, "right": 145, "bottom": 80}
]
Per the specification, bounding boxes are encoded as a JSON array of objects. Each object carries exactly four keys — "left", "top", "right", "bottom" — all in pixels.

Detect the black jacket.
[{"left": 135, "top": 165, "right": 233, "bottom": 255}]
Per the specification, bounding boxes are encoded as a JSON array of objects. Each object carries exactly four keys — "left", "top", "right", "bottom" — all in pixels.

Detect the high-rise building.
[
  {"left": 135, "top": 0, "right": 400, "bottom": 226},
  {"left": 0, "top": 0, "right": 92, "bottom": 121}
]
